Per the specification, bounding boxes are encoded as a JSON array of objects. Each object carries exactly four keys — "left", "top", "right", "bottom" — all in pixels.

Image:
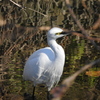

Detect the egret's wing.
[
  {"left": 28, "top": 47, "right": 55, "bottom": 61},
  {"left": 23, "top": 47, "right": 55, "bottom": 81}
]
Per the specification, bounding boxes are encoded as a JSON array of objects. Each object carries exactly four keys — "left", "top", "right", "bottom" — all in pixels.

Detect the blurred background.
[{"left": 0, "top": 0, "right": 100, "bottom": 100}]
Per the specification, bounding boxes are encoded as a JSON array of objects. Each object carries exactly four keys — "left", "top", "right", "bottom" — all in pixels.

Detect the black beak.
[
  {"left": 61, "top": 31, "right": 72, "bottom": 36},
  {"left": 61, "top": 31, "right": 82, "bottom": 36}
]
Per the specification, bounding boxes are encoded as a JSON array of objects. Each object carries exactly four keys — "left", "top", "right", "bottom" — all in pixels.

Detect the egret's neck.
[
  {"left": 47, "top": 37, "right": 65, "bottom": 58},
  {"left": 47, "top": 38, "right": 58, "bottom": 52}
]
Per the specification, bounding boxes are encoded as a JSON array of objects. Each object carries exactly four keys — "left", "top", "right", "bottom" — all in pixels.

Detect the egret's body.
[{"left": 23, "top": 27, "right": 69, "bottom": 99}]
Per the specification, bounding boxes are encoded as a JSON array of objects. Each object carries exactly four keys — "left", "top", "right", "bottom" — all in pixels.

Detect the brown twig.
[
  {"left": 81, "top": 0, "right": 93, "bottom": 14},
  {"left": 71, "top": 31, "right": 100, "bottom": 42},
  {"left": 65, "top": 0, "right": 98, "bottom": 49},
  {"left": 4, "top": 26, "right": 51, "bottom": 55},
  {"left": 82, "top": 0, "right": 87, "bottom": 9},
  {"left": 91, "top": 18, "right": 100, "bottom": 30},
  {"left": 50, "top": 59, "right": 100, "bottom": 100},
  {"left": 9, "top": 0, "right": 47, "bottom": 17},
  {"left": 63, "top": 29, "right": 100, "bottom": 42},
  {"left": 4, "top": 27, "right": 38, "bottom": 55},
  {"left": 10, "top": 0, "right": 22, "bottom": 8}
]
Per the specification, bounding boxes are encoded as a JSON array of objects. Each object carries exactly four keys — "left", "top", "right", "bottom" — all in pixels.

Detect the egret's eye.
[{"left": 55, "top": 32, "right": 61, "bottom": 35}]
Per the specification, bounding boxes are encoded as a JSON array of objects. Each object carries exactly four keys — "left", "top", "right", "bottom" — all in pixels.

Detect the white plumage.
[{"left": 23, "top": 27, "right": 68, "bottom": 97}]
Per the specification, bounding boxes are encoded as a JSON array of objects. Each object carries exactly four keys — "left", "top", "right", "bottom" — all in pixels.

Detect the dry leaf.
[{"left": 86, "top": 71, "right": 100, "bottom": 77}]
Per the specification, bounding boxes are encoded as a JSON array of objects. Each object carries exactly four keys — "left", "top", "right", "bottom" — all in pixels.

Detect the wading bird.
[{"left": 23, "top": 27, "right": 70, "bottom": 100}]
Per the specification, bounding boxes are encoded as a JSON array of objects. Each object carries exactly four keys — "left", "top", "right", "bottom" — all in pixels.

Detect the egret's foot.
[
  {"left": 32, "top": 95, "right": 36, "bottom": 100},
  {"left": 47, "top": 91, "right": 51, "bottom": 100}
]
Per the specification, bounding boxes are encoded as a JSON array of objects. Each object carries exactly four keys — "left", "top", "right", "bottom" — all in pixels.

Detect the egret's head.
[{"left": 47, "top": 27, "right": 70, "bottom": 39}]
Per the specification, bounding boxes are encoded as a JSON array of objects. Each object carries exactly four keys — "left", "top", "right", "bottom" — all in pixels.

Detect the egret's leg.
[
  {"left": 47, "top": 91, "right": 51, "bottom": 100},
  {"left": 32, "top": 86, "right": 35, "bottom": 100}
]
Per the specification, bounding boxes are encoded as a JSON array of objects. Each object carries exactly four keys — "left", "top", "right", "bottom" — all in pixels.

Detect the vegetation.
[{"left": 0, "top": 0, "right": 100, "bottom": 100}]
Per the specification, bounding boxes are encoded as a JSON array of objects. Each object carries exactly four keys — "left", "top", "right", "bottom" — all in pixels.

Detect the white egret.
[{"left": 23, "top": 27, "right": 70, "bottom": 100}]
